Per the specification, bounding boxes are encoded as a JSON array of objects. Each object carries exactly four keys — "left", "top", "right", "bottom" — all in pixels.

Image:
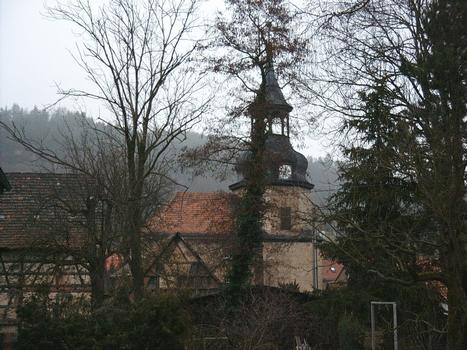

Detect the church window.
[
  {"left": 278, "top": 164, "right": 292, "bottom": 179},
  {"left": 280, "top": 207, "right": 292, "bottom": 230}
]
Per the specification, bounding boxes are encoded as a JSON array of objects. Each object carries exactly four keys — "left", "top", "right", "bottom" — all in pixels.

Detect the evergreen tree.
[
  {"left": 324, "top": 82, "right": 446, "bottom": 348},
  {"left": 328, "top": 83, "right": 424, "bottom": 282},
  {"left": 313, "top": 0, "right": 466, "bottom": 345}
]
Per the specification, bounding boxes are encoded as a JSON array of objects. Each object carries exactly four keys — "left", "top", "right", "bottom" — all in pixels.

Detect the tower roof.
[
  {"left": 230, "top": 61, "right": 313, "bottom": 191},
  {"left": 262, "top": 62, "right": 293, "bottom": 112},
  {"left": 229, "top": 134, "right": 314, "bottom": 191}
]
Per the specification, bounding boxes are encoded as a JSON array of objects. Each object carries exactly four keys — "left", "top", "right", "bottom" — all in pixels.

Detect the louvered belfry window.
[{"left": 279, "top": 207, "right": 292, "bottom": 230}]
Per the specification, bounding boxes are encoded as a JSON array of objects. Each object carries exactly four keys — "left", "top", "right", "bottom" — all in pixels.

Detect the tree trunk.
[
  {"left": 446, "top": 281, "right": 467, "bottom": 350},
  {"left": 129, "top": 228, "right": 144, "bottom": 300},
  {"left": 445, "top": 228, "right": 467, "bottom": 350},
  {"left": 86, "top": 196, "right": 106, "bottom": 308},
  {"left": 90, "top": 256, "right": 106, "bottom": 308}
]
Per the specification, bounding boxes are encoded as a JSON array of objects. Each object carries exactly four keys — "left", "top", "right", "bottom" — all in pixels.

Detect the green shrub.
[
  {"left": 17, "top": 291, "right": 95, "bottom": 350},
  {"left": 337, "top": 315, "right": 364, "bottom": 350},
  {"left": 129, "top": 293, "right": 191, "bottom": 350},
  {"left": 16, "top": 290, "right": 191, "bottom": 350}
]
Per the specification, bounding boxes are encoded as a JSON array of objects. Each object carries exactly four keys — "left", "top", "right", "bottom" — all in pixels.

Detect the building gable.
[{"left": 145, "top": 234, "right": 220, "bottom": 294}]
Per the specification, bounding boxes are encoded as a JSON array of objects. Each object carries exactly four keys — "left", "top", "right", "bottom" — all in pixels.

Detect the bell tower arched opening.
[{"left": 268, "top": 115, "right": 289, "bottom": 137}]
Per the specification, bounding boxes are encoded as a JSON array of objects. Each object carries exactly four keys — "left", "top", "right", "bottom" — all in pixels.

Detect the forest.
[{"left": 0, "top": 105, "right": 339, "bottom": 202}]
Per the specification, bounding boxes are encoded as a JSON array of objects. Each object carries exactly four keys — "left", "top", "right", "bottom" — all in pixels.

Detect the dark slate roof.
[
  {"left": 263, "top": 63, "right": 293, "bottom": 112},
  {"left": 230, "top": 134, "right": 314, "bottom": 190},
  {"left": 0, "top": 173, "right": 92, "bottom": 250}
]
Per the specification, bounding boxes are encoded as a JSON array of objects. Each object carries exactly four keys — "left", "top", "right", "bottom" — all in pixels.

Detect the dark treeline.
[{"left": 0, "top": 105, "right": 338, "bottom": 202}]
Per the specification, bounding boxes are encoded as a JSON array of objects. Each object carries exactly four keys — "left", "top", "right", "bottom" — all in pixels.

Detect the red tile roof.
[
  {"left": 0, "top": 173, "right": 91, "bottom": 249},
  {"left": 149, "top": 192, "right": 237, "bottom": 235},
  {"left": 321, "top": 259, "right": 345, "bottom": 283}
]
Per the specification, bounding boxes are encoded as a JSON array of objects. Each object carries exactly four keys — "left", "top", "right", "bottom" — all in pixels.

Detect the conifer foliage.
[{"left": 319, "top": 0, "right": 466, "bottom": 346}]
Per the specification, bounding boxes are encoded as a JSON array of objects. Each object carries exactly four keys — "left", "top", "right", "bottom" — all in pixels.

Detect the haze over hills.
[{"left": 0, "top": 105, "right": 338, "bottom": 204}]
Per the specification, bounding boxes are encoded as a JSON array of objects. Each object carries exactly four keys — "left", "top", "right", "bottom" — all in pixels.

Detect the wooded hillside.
[{"left": 0, "top": 105, "right": 338, "bottom": 202}]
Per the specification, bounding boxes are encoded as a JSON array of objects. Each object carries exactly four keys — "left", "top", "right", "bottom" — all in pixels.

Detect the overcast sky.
[
  {"left": 0, "top": 0, "right": 331, "bottom": 158},
  {"left": 1, "top": 1, "right": 87, "bottom": 109}
]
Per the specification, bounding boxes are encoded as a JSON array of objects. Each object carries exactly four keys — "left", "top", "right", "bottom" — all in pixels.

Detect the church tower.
[
  {"left": 229, "top": 62, "right": 320, "bottom": 291},
  {"left": 229, "top": 62, "right": 314, "bottom": 236}
]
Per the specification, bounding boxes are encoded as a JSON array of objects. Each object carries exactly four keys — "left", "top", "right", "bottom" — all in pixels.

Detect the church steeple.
[
  {"left": 263, "top": 62, "right": 292, "bottom": 111},
  {"left": 255, "top": 62, "right": 292, "bottom": 137},
  {"left": 230, "top": 61, "right": 313, "bottom": 191}
]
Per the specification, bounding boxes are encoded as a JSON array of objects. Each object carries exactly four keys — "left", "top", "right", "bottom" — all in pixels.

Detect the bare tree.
[
  {"left": 48, "top": 0, "right": 210, "bottom": 300},
  {"left": 189, "top": 287, "right": 319, "bottom": 350},
  {"left": 0, "top": 0, "right": 209, "bottom": 301}
]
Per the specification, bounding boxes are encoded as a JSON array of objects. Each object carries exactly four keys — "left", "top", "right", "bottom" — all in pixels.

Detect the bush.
[
  {"left": 17, "top": 291, "right": 95, "bottom": 350},
  {"left": 337, "top": 315, "right": 364, "bottom": 350},
  {"left": 129, "top": 293, "right": 191, "bottom": 350},
  {"left": 16, "top": 290, "right": 191, "bottom": 350}
]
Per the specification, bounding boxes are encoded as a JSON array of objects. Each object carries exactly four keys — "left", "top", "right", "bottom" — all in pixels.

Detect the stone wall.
[{"left": 262, "top": 186, "right": 315, "bottom": 235}]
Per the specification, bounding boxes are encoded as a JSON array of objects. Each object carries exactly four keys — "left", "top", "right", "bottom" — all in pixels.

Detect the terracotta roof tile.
[
  {"left": 149, "top": 192, "right": 237, "bottom": 235},
  {"left": 321, "top": 259, "right": 345, "bottom": 283}
]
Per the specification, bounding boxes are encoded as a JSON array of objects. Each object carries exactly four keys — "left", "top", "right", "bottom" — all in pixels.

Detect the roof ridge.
[{"left": 174, "top": 191, "right": 231, "bottom": 195}]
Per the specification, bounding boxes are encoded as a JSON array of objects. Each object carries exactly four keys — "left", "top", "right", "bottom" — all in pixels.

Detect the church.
[
  {"left": 0, "top": 63, "right": 344, "bottom": 348},
  {"left": 144, "top": 63, "right": 344, "bottom": 294}
]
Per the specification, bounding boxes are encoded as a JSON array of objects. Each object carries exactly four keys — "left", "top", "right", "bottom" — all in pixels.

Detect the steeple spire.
[
  {"left": 251, "top": 60, "right": 292, "bottom": 137},
  {"left": 263, "top": 61, "right": 293, "bottom": 113},
  {"left": 230, "top": 60, "right": 313, "bottom": 191}
]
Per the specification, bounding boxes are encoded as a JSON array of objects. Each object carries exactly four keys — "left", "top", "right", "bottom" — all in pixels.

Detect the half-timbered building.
[{"left": 0, "top": 173, "right": 96, "bottom": 347}]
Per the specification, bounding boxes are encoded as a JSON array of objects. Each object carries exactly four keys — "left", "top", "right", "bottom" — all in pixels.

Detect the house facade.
[{"left": 0, "top": 173, "right": 95, "bottom": 348}]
